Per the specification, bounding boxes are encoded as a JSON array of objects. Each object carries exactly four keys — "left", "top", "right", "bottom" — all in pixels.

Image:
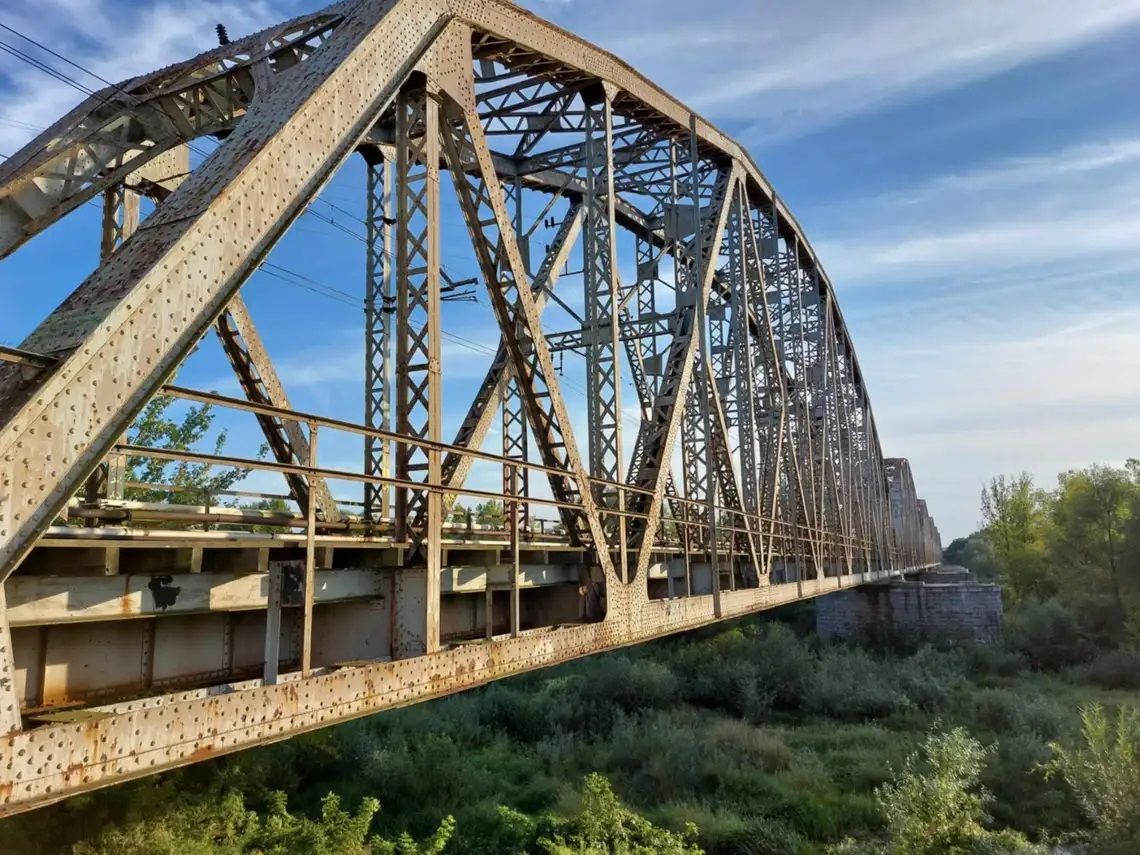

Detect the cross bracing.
[{"left": 0, "top": 0, "right": 940, "bottom": 814}]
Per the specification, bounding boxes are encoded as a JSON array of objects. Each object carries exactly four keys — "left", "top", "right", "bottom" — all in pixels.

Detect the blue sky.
[{"left": 2, "top": 0, "right": 1140, "bottom": 540}]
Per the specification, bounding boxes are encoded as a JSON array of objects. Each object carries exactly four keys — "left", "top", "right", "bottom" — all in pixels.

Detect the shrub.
[
  {"left": 875, "top": 728, "right": 1033, "bottom": 854},
  {"left": 739, "top": 817, "right": 810, "bottom": 855},
  {"left": 1044, "top": 704, "right": 1140, "bottom": 854},
  {"left": 750, "top": 622, "right": 814, "bottom": 709},
  {"left": 893, "top": 646, "right": 967, "bottom": 712},
  {"left": 965, "top": 645, "right": 1028, "bottom": 679},
  {"left": 579, "top": 655, "right": 680, "bottom": 715},
  {"left": 1081, "top": 647, "right": 1140, "bottom": 690},
  {"left": 705, "top": 719, "right": 794, "bottom": 773},
  {"left": 1004, "top": 598, "right": 1095, "bottom": 670},
  {"left": 982, "top": 732, "right": 1078, "bottom": 840},
  {"left": 805, "top": 648, "right": 910, "bottom": 720},
  {"left": 968, "top": 688, "right": 1066, "bottom": 739},
  {"left": 536, "top": 773, "right": 703, "bottom": 854},
  {"left": 673, "top": 649, "right": 770, "bottom": 721}
]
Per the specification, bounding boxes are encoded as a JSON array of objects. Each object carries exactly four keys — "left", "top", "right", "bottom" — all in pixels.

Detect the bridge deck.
[{"left": 1, "top": 520, "right": 921, "bottom": 815}]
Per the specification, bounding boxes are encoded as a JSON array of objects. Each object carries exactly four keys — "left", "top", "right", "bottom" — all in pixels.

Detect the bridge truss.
[{"left": 0, "top": 0, "right": 940, "bottom": 814}]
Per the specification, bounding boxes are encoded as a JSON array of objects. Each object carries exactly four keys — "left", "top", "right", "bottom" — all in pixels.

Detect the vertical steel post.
[
  {"left": 509, "top": 466, "right": 520, "bottom": 637},
  {"left": 582, "top": 86, "right": 624, "bottom": 570},
  {"left": 502, "top": 176, "right": 530, "bottom": 533},
  {"left": 364, "top": 151, "right": 393, "bottom": 523},
  {"left": 263, "top": 563, "right": 283, "bottom": 686},
  {"left": 689, "top": 115, "right": 720, "bottom": 614},
  {"left": 392, "top": 84, "right": 441, "bottom": 657}
]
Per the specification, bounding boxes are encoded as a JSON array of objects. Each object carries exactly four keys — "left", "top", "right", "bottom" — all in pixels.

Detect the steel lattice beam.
[{"left": 0, "top": 0, "right": 946, "bottom": 814}]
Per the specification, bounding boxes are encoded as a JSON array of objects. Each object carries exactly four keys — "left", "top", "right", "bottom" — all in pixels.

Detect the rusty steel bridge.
[{"left": 0, "top": 0, "right": 941, "bottom": 814}]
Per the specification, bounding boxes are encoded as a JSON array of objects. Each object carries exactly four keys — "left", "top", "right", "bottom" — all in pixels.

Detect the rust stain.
[{"left": 188, "top": 744, "right": 217, "bottom": 762}]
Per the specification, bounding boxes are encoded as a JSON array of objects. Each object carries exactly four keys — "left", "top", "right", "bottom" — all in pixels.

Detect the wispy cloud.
[
  {"left": 791, "top": 124, "right": 1140, "bottom": 537},
  {"left": 525, "top": 0, "right": 1140, "bottom": 141},
  {"left": 0, "top": 0, "right": 292, "bottom": 152},
  {"left": 862, "top": 303, "right": 1140, "bottom": 534},
  {"left": 813, "top": 131, "right": 1140, "bottom": 287}
]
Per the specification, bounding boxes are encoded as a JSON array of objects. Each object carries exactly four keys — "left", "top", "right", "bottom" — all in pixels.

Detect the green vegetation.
[
  {"left": 123, "top": 394, "right": 253, "bottom": 504},
  {"left": 1044, "top": 704, "right": 1140, "bottom": 853},
  {"left": 868, "top": 728, "right": 1033, "bottom": 854},
  {"left": 3, "top": 613, "right": 1138, "bottom": 854},
  {"left": 5, "top": 459, "right": 1137, "bottom": 853},
  {"left": 950, "top": 460, "right": 1140, "bottom": 646}
]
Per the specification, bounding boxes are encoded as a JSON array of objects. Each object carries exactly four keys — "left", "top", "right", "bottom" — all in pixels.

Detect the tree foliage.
[
  {"left": 536, "top": 774, "right": 702, "bottom": 855},
  {"left": 70, "top": 790, "right": 453, "bottom": 855},
  {"left": 124, "top": 394, "right": 252, "bottom": 504},
  {"left": 1050, "top": 465, "right": 1137, "bottom": 623},
  {"left": 474, "top": 500, "right": 503, "bottom": 527},
  {"left": 1044, "top": 703, "right": 1140, "bottom": 854},
  {"left": 875, "top": 728, "right": 1031, "bottom": 854},
  {"left": 979, "top": 473, "right": 1047, "bottom": 600},
  {"left": 966, "top": 462, "right": 1140, "bottom": 644}
]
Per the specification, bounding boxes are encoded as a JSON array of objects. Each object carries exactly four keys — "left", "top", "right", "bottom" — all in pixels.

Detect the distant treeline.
[{"left": 945, "top": 460, "right": 1140, "bottom": 665}]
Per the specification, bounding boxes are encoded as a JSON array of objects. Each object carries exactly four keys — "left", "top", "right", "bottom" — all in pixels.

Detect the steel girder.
[
  {"left": 581, "top": 88, "right": 624, "bottom": 512},
  {"left": 0, "top": 0, "right": 939, "bottom": 582},
  {"left": 0, "top": 0, "right": 948, "bottom": 812},
  {"left": 392, "top": 86, "right": 442, "bottom": 557}
]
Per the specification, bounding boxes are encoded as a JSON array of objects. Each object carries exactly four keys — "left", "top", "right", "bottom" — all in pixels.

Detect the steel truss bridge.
[{"left": 0, "top": 0, "right": 941, "bottom": 814}]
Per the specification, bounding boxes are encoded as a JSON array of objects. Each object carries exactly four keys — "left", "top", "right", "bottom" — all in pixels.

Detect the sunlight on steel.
[{"left": 0, "top": 0, "right": 941, "bottom": 815}]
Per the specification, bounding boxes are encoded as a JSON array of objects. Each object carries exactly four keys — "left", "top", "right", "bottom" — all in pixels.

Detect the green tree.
[
  {"left": 537, "top": 774, "right": 702, "bottom": 855},
  {"left": 876, "top": 728, "right": 1031, "bottom": 854},
  {"left": 1050, "top": 464, "right": 1139, "bottom": 624},
  {"left": 449, "top": 501, "right": 469, "bottom": 525},
  {"left": 980, "top": 473, "right": 1048, "bottom": 600},
  {"left": 124, "top": 394, "right": 252, "bottom": 505},
  {"left": 1044, "top": 704, "right": 1140, "bottom": 854},
  {"left": 942, "top": 531, "right": 999, "bottom": 580},
  {"left": 475, "top": 499, "right": 504, "bottom": 527}
]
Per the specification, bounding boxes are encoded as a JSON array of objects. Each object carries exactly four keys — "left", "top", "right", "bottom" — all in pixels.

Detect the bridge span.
[{"left": 0, "top": 0, "right": 940, "bottom": 813}]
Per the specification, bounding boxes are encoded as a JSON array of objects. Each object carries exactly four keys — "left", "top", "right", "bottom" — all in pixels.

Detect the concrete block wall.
[{"left": 816, "top": 578, "right": 1003, "bottom": 646}]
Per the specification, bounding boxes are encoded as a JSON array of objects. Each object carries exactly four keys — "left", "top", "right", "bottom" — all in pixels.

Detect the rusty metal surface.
[
  {"left": 0, "top": 568, "right": 910, "bottom": 815},
  {"left": 0, "top": 0, "right": 944, "bottom": 816}
]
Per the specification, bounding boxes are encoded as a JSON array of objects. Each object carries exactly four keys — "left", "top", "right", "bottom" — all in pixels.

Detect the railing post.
[
  {"left": 510, "top": 465, "right": 521, "bottom": 638},
  {"left": 263, "top": 562, "right": 283, "bottom": 686},
  {"left": 301, "top": 421, "right": 318, "bottom": 676}
]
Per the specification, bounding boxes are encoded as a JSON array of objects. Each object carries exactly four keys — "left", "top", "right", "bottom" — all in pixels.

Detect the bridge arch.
[{"left": 0, "top": 0, "right": 940, "bottom": 814}]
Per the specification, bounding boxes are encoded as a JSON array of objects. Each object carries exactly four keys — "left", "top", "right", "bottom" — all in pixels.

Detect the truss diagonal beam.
[
  {"left": 0, "top": 5, "right": 352, "bottom": 260},
  {"left": 437, "top": 203, "right": 583, "bottom": 516},
  {"left": 0, "top": 0, "right": 450, "bottom": 580},
  {"left": 214, "top": 296, "right": 343, "bottom": 522},
  {"left": 439, "top": 85, "right": 613, "bottom": 577},
  {"left": 626, "top": 164, "right": 738, "bottom": 580}
]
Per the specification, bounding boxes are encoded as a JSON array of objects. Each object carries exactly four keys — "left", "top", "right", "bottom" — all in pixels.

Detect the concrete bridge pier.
[{"left": 815, "top": 566, "right": 1003, "bottom": 647}]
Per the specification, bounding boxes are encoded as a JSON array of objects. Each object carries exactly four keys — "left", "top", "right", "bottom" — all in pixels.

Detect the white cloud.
[
  {"left": 814, "top": 132, "right": 1140, "bottom": 287},
  {"left": 523, "top": 0, "right": 1140, "bottom": 141},
  {"left": 0, "top": 0, "right": 291, "bottom": 152},
  {"left": 862, "top": 305, "right": 1140, "bottom": 538},
  {"left": 815, "top": 129, "right": 1140, "bottom": 539}
]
